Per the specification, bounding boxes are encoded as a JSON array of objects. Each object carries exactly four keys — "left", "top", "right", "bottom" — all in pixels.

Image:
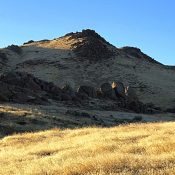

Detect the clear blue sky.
[{"left": 0, "top": 0, "right": 175, "bottom": 65}]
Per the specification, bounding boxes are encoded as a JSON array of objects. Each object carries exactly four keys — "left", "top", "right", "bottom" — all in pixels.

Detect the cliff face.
[{"left": 0, "top": 29, "right": 175, "bottom": 109}]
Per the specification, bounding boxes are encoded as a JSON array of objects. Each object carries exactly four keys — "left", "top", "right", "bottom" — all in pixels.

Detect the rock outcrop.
[
  {"left": 112, "top": 82, "right": 126, "bottom": 98},
  {"left": 0, "top": 72, "right": 62, "bottom": 104},
  {"left": 100, "top": 82, "right": 116, "bottom": 99},
  {"left": 121, "top": 46, "right": 161, "bottom": 65},
  {"left": 0, "top": 71, "right": 161, "bottom": 113},
  {"left": 68, "top": 29, "right": 115, "bottom": 61},
  {"left": 6, "top": 45, "right": 22, "bottom": 54},
  {"left": 77, "top": 85, "right": 97, "bottom": 98}
]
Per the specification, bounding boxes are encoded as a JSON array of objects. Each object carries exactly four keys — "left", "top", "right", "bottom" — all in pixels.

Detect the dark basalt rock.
[
  {"left": 67, "top": 29, "right": 110, "bottom": 45},
  {"left": 23, "top": 40, "right": 35, "bottom": 45},
  {"left": 0, "top": 72, "right": 41, "bottom": 91},
  {"left": 0, "top": 81, "right": 44, "bottom": 104},
  {"left": 100, "top": 82, "right": 116, "bottom": 99},
  {"left": 0, "top": 72, "right": 62, "bottom": 94},
  {"left": 121, "top": 47, "right": 143, "bottom": 58},
  {"left": 112, "top": 82, "right": 126, "bottom": 98},
  {"left": 6, "top": 45, "right": 22, "bottom": 54},
  {"left": 77, "top": 85, "right": 97, "bottom": 98},
  {"left": 0, "top": 72, "right": 63, "bottom": 104},
  {"left": 121, "top": 46, "right": 162, "bottom": 65},
  {"left": 73, "top": 39, "right": 114, "bottom": 60},
  {"left": 0, "top": 71, "right": 161, "bottom": 114},
  {"left": 67, "top": 29, "right": 115, "bottom": 61}
]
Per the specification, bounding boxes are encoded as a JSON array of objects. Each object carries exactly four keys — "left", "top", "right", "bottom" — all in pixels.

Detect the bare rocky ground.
[{"left": 0, "top": 29, "right": 175, "bottom": 137}]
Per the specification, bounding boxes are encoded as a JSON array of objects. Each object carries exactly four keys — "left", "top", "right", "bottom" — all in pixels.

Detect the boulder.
[
  {"left": 77, "top": 85, "right": 96, "bottom": 98},
  {"left": 112, "top": 82, "right": 126, "bottom": 98},
  {"left": 100, "top": 82, "right": 116, "bottom": 99}
]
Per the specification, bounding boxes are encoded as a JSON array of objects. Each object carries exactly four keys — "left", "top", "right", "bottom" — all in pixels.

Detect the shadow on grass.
[{"left": 0, "top": 105, "right": 175, "bottom": 139}]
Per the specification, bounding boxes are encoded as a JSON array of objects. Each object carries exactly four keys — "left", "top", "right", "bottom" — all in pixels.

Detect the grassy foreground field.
[{"left": 0, "top": 122, "right": 175, "bottom": 175}]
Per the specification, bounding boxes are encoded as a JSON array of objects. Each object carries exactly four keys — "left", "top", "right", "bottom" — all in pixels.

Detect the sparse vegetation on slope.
[
  {"left": 0, "top": 122, "right": 175, "bottom": 175},
  {"left": 1, "top": 29, "right": 175, "bottom": 109}
]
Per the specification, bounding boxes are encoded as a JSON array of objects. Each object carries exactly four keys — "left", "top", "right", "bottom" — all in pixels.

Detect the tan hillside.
[
  {"left": 1, "top": 29, "right": 175, "bottom": 109},
  {"left": 0, "top": 122, "right": 175, "bottom": 175}
]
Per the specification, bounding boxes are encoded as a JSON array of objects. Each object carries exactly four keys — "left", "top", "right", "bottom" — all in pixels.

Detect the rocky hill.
[
  {"left": 0, "top": 29, "right": 175, "bottom": 139},
  {"left": 0, "top": 29, "right": 175, "bottom": 111}
]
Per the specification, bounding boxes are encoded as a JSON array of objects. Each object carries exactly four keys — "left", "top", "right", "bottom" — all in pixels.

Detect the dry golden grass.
[
  {"left": 0, "top": 122, "right": 175, "bottom": 175},
  {"left": 24, "top": 35, "right": 78, "bottom": 50}
]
